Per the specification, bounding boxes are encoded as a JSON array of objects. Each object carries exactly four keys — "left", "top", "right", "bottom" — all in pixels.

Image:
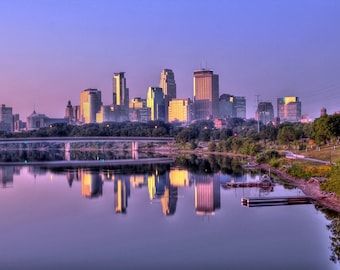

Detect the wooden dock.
[{"left": 241, "top": 196, "right": 312, "bottom": 207}]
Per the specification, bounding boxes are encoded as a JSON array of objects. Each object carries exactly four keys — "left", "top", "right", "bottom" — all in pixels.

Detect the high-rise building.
[
  {"left": 277, "top": 96, "right": 301, "bottom": 122},
  {"left": 320, "top": 107, "right": 327, "bottom": 117},
  {"left": 113, "top": 72, "right": 129, "bottom": 120},
  {"left": 147, "top": 87, "right": 165, "bottom": 121},
  {"left": 159, "top": 69, "right": 176, "bottom": 122},
  {"left": 219, "top": 94, "right": 234, "bottom": 118},
  {"left": 129, "top": 97, "right": 151, "bottom": 122},
  {"left": 193, "top": 69, "right": 219, "bottom": 120},
  {"left": 0, "top": 104, "right": 13, "bottom": 132},
  {"left": 255, "top": 102, "right": 274, "bottom": 124},
  {"left": 168, "top": 98, "right": 193, "bottom": 124},
  {"left": 80, "top": 88, "right": 102, "bottom": 123},
  {"left": 233, "top": 96, "right": 246, "bottom": 119},
  {"left": 159, "top": 69, "right": 176, "bottom": 100}
]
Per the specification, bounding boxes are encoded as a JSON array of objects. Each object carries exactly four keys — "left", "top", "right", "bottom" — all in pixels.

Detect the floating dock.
[{"left": 241, "top": 196, "right": 312, "bottom": 207}]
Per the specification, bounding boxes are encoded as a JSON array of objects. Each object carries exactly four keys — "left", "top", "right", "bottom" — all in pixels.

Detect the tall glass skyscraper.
[
  {"left": 193, "top": 69, "right": 219, "bottom": 120},
  {"left": 147, "top": 87, "right": 165, "bottom": 121},
  {"left": 159, "top": 69, "right": 176, "bottom": 100},
  {"left": 112, "top": 72, "right": 129, "bottom": 111}
]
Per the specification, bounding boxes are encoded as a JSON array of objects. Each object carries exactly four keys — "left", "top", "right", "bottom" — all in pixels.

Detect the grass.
[{"left": 296, "top": 145, "right": 340, "bottom": 163}]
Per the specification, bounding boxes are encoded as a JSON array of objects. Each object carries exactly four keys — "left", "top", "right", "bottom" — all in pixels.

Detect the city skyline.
[{"left": 1, "top": 0, "right": 340, "bottom": 120}]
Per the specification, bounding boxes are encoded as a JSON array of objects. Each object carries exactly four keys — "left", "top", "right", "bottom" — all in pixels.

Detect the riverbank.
[
  {"left": 259, "top": 163, "right": 340, "bottom": 213},
  {"left": 162, "top": 146, "right": 340, "bottom": 213}
]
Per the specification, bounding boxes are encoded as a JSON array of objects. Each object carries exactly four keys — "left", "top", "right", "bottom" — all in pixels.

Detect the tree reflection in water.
[{"left": 321, "top": 208, "right": 340, "bottom": 263}]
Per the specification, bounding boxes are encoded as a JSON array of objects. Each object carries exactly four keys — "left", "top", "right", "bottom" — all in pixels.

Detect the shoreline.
[
  {"left": 167, "top": 148, "right": 340, "bottom": 214},
  {"left": 258, "top": 163, "right": 340, "bottom": 213}
]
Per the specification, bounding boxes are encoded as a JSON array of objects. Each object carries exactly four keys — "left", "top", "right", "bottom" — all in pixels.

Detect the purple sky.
[{"left": 1, "top": 0, "right": 340, "bottom": 120}]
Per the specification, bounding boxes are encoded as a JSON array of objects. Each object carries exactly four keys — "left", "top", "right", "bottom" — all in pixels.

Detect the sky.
[{"left": 1, "top": 0, "right": 340, "bottom": 120}]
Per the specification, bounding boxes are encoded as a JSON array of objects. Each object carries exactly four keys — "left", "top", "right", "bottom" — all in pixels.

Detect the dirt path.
[{"left": 259, "top": 163, "right": 340, "bottom": 213}]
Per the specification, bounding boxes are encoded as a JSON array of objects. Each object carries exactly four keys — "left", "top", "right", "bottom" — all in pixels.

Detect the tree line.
[{"left": 1, "top": 114, "right": 340, "bottom": 151}]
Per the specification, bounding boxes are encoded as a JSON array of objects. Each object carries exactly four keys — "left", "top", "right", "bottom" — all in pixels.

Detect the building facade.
[
  {"left": 159, "top": 69, "right": 176, "bottom": 100},
  {"left": 147, "top": 87, "right": 165, "bottom": 121},
  {"left": 113, "top": 72, "right": 129, "bottom": 121},
  {"left": 219, "top": 94, "right": 234, "bottom": 118},
  {"left": 80, "top": 88, "right": 102, "bottom": 124},
  {"left": 193, "top": 69, "right": 219, "bottom": 120},
  {"left": 129, "top": 97, "right": 151, "bottom": 122},
  {"left": 0, "top": 104, "right": 13, "bottom": 132},
  {"left": 255, "top": 102, "right": 274, "bottom": 124},
  {"left": 233, "top": 96, "right": 246, "bottom": 119},
  {"left": 277, "top": 96, "right": 302, "bottom": 122},
  {"left": 168, "top": 98, "right": 193, "bottom": 124}
]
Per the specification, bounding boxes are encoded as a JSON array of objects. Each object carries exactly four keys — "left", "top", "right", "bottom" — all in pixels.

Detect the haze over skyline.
[{"left": 1, "top": 0, "right": 340, "bottom": 120}]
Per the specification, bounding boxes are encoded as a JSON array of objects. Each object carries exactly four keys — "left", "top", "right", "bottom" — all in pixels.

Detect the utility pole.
[{"left": 256, "top": 95, "right": 260, "bottom": 133}]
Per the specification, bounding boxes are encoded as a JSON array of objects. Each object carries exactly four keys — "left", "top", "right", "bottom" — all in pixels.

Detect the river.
[{"left": 0, "top": 154, "right": 339, "bottom": 270}]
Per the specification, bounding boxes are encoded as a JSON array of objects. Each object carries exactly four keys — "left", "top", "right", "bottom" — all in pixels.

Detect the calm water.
[{"left": 0, "top": 156, "right": 339, "bottom": 270}]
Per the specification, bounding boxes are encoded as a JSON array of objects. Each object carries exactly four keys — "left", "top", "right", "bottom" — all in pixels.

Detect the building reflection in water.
[
  {"left": 114, "top": 175, "right": 130, "bottom": 214},
  {"left": 193, "top": 174, "right": 221, "bottom": 216},
  {"left": 0, "top": 166, "right": 14, "bottom": 188},
  {"left": 80, "top": 169, "right": 103, "bottom": 198}
]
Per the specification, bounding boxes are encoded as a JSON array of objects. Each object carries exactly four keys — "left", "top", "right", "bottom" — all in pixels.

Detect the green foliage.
[
  {"left": 311, "top": 114, "right": 340, "bottom": 145},
  {"left": 286, "top": 164, "right": 311, "bottom": 179},
  {"left": 256, "top": 150, "right": 281, "bottom": 164},
  {"left": 321, "top": 161, "right": 340, "bottom": 196}
]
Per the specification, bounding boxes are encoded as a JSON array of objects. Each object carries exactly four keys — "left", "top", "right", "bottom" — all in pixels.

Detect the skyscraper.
[
  {"left": 80, "top": 88, "right": 102, "bottom": 123},
  {"left": 193, "top": 69, "right": 219, "bottom": 120},
  {"left": 159, "top": 69, "right": 176, "bottom": 122},
  {"left": 255, "top": 102, "right": 274, "bottom": 124},
  {"left": 0, "top": 104, "right": 13, "bottom": 132},
  {"left": 113, "top": 72, "right": 129, "bottom": 120},
  {"left": 147, "top": 87, "right": 165, "bottom": 121},
  {"left": 159, "top": 69, "right": 176, "bottom": 100},
  {"left": 277, "top": 96, "right": 302, "bottom": 122},
  {"left": 219, "top": 94, "right": 234, "bottom": 118},
  {"left": 233, "top": 96, "right": 246, "bottom": 119}
]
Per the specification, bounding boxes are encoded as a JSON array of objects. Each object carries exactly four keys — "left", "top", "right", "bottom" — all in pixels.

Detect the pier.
[{"left": 241, "top": 196, "right": 312, "bottom": 207}]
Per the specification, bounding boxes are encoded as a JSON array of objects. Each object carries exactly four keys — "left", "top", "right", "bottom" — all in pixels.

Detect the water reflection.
[{"left": 1, "top": 155, "right": 340, "bottom": 269}]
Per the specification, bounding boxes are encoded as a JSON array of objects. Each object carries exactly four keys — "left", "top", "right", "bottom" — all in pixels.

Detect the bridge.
[{"left": 0, "top": 136, "right": 175, "bottom": 160}]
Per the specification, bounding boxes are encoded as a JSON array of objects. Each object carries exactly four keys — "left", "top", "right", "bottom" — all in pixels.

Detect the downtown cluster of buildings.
[
  {"left": 0, "top": 68, "right": 313, "bottom": 132},
  {"left": 63, "top": 69, "right": 248, "bottom": 126}
]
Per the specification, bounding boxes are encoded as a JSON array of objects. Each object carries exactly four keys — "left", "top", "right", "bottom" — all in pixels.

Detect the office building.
[
  {"left": 159, "top": 69, "right": 176, "bottom": 100},
  {"left": 113, "top": 72, "right": 129, "bottom": 120},
  {"left": 219, "top": 94, "right": 234, "bottom": 118},
  {"left": 80, "top": 88, "right": 102, "bottom": 124},
  {"left": 147, "top": 87, "right": 165, "bottom": 121},
  {"left": 160, "top": 69, "right": 176, "bottom": 122},
  {"left": 233, "top": 96, "right": 246, "bottom": 119},
  {"left": 168, "top": 98, "right": 193, "bottom": 124},
  {"left": 0, "top": 104, "right": 13, "bottom": 133},
  {"left": 129, "top": 97, "right": 151, "bottom": 122},
  {"left": 27, "top": 110, "right": 67, "bottom": 130},
  {"left": 277, "top": 96, "right": 302, "bottom": 122},
  {"left": 255, "top": 102, "right": 274, "bottom": 124},
  {"left": 193, "top": 69, "right": 219, "bottom": 120}
]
